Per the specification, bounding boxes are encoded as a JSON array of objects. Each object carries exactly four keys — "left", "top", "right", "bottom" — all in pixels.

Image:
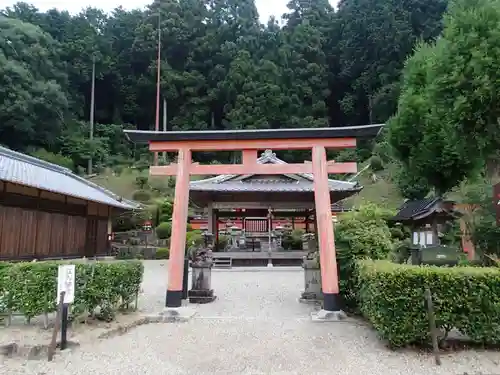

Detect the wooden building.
[
  {"left": 0, "top": 146, "right": 138, "bottom": 260},
  {"left": 188, "top": 149, "right": 361, "bottom": 251},
  {"left": 391, "top": 197, "right": 457, "bottom": 247},
  {"left": 188, "top": 202, "right": 349, "bottom": 232}
]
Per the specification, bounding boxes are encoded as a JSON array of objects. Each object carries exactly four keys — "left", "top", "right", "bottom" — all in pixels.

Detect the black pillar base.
[
  {"left": 323, "top": 292, "right": 342, "bottom": 312},
  {"left": 165, "top": 289, "right": 182, "bottom": 308}
]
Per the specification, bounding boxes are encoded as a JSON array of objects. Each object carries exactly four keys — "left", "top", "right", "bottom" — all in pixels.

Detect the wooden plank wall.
[
  {"left": 0, "top": 206, "right": 87, "bottom": 259},
  {"left": 0, "top": 181, "right": 112, "bottom": 260}
]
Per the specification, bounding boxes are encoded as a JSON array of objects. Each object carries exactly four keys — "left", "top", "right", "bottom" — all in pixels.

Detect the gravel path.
[{"left": 1, "top": 260, "right": 499, "bottom": 375}]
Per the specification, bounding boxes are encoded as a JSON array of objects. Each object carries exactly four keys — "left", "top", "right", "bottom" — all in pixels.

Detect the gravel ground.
[{"left": 1, "top": 260, "right": 499, "bottom": 375}]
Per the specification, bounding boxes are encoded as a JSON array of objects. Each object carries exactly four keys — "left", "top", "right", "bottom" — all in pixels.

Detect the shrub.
[
  {"left": 0, "top": 260, "right": 143, "bottom": 322},
  {"left": 156, "top": 222, "right": 172, "bottom": 239},
  {"left": 389, "top": 238, "right": 412, "bottom": 264},
  {"left": 216, "top": 235, "right": 230, "bottom": 251},
  {"left": 135, "top": 176, "right": 149, "bottom": 189},
  {"left": 132, "top": 189, "right": 152, "bottom": 203},
  {"left": 186, "top": 229, "right": 204, "bottom": 247},
  {"left": 357, "top": 260, "right": 500, "bottom": 348},
  {"left": 30, "top": 148, "right": 74, "bottom": 170},
  {"left": 335, "top": 203, "right": 393, "bottom": 309},
  {"left": 155, "top": 248, "right": 170, "bottom": 259},
  {"left": 369, "top": 155, "right": 384, "bottom": 171}
]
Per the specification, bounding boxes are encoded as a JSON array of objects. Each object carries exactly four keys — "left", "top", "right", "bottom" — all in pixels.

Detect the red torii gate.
[{"left": 125, "top": 125, "right": 382, "bottom": 314}]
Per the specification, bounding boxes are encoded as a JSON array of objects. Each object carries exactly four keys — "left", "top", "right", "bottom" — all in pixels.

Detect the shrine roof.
[
  {"left": 124, "top": 124, "right": 384, "bottom": 143},
  {"left": 391, "top": 197, "right": 457, "bottom": 222},
  {"left": 189, "top": 150, "right": 361, "bottom": 193}
]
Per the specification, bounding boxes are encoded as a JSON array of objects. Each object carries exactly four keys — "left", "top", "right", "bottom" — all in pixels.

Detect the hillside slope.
[
  {"left": 88, "top": 163, "right": 404, "bottom": 211},
  {"left": 344, "top": 163, "right": 403, "bottom": 210}
]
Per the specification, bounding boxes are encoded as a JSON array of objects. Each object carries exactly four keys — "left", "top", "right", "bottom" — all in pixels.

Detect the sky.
[{"left": 2, "top": 0, "right": 337, "bottom": 23}]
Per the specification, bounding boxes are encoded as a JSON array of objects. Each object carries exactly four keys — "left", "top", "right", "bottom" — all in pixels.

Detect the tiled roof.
[
  {"left": 190, "top": 150, "right": 360, "bottom": 193},
  {"left": 392, "top": 197, "right": 440, "bottom": 221},
  {"left": 0, "top": 146, "right": 138, "bottom": 209},
  {"left": 189, "top": 180, "right": 355, "bottom": 192}
]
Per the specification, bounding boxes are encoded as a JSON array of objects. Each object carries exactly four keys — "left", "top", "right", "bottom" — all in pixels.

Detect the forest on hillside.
[{"left": 0, "top": 0, "right": 448, "bottom": 172}]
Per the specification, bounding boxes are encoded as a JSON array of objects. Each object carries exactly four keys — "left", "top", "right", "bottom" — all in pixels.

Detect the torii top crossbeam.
[
  {"left": 125, "top": 124, "right": 383, "bottom": 149},
  {"left": 124, "top": 124, "right": 384, "bottom": 313}
]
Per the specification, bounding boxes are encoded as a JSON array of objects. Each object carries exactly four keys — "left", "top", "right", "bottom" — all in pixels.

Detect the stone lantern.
[
  {"left": 275, "top": 225, "right": 285, "bottom": 250},
  {"left": 188, "top": 247, "right": 216, "bottom": 304},
  {"left": 300, "top": 233, "right": 322, "bottom": 304}
]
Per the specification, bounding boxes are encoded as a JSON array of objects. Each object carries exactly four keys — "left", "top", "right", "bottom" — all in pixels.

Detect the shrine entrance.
[{"left": 125, "top": 125, "right": 382, "bottom": 313}]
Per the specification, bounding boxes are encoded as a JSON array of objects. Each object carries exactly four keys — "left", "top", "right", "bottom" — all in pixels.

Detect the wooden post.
[
  {"left": 424, "top": 288, "right": 441, "bottom": 366},
  {"left": 165, "top": 148, "right": 191, "bottom": 308},
  {"left": 312, "top": 145, "right": 340, "bottom": 312},
  {"left": 48, "top": 291, "right": 65, "bottom": 361}
]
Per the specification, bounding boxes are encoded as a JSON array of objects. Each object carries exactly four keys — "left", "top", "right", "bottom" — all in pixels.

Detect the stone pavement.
[{"left": 1, "top": 260, "right": 499, "bottom": 375}]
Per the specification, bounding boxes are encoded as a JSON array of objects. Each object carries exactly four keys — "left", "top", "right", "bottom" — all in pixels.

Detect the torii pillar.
[{"left": 124, "top": 125, "right": 383, "bottom": 318}]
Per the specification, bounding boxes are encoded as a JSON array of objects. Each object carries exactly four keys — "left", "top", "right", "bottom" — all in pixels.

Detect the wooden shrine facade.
[{"left": 187, "top": 149, "right": 358, "bottom": 249}]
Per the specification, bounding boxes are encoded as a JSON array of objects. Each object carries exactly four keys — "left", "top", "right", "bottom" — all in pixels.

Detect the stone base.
[
  {"left": 301, "top": 291, "right": 323, "bottom": 300},
  {"left": 188, "top": 289, "right": 217, "bottom": 304},
  {"left": 311, "top": 309, "right": 347, "bottom": 322},
  {"left": 299, "top": 291, "right": 322, "bottom": 305},
  {"left": 299, "top": 297, "right": 322, "bottom": 305},
  {"left": 145, "top": 306, "right": 197, "bottom": 323}
]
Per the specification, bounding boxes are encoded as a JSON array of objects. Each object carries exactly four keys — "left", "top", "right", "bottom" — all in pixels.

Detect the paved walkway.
[{"left": 2, "top": 261, "right": 499, "bottom": 374}]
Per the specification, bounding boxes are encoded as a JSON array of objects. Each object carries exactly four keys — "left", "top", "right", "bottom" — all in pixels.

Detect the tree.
[
  {"left": 0, "top": 0, "right": 451, "bottom": 168},
  {"left": 0, "top": 16, "right": 69, "bottom": 151},
  {"left": 389, "top": 0, "right": 500, "bottom": 196}
]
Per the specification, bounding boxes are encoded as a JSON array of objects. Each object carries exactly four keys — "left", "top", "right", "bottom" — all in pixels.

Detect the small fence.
[{"left": 113, "top": 230, "right": 168, "bottom": 248}]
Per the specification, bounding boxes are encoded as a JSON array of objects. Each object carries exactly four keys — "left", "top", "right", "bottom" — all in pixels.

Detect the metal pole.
[
  {"left": 182, "top": 257, "right": 189, "bottom": 300},
  {"left": 88, "top": 55, "right": 96, "bottom": 175},
  {"left": 153, "top": 12, "right": 161, "bottom": 166},
  {"left": 162, "top": 97, "right": 167, "bottom": 161},
  {"left": 60, "top": 303, "right": 69, "bottom": 350}
]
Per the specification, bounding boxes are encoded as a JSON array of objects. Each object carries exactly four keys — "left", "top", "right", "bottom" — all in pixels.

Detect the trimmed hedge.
[
  {"left": 155, "top": 248, "right": 170, "bottom": 259},
  {"left": 115, "top": 246, "right": 168, "bottom": 260},
  {"left": 0, "top": 260, "right": 143, "bottom": 322},
  {"left": 357, "top": 260, "right": 500, "bottom": 348}
]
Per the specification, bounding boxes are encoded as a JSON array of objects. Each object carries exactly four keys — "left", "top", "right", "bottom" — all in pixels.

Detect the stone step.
[{"left": 213, "top": 257, "right": 232, "bottom": 269}]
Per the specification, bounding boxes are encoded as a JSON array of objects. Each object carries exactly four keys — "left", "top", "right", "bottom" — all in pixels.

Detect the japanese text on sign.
[{"left": 57, "top": 265, "right": 75, "bottom": 304}]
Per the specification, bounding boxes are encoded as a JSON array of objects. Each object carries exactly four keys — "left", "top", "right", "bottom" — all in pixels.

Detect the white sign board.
[{"left": 57, "top": 265, "right": 75, "bottom": 304}]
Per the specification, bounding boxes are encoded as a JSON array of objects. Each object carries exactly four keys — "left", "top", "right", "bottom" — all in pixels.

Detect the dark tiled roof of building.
[
  {"left": 392, "top": 197, "right": 441, "bottom": 221},
  {"left": 0, "top": 146, "right": 139, "bottom": 209},
  {"left": 189, "top": 150, "right": 361, "bottom": 193}
]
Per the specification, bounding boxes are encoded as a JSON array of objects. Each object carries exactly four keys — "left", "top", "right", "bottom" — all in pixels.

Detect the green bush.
[
  {"left": 357, "top": 260, "right": 500, "bottom": 348},
  {"left": 335, "top": 203, "right": 393, "bottom": 309},
  {"left": 186, "top": 230, "right": 204, "bottom": 247},
  {"left": 0, "top": 260, "right": 143, "bottom": 321},
  {"left": 282, "top": 229, "right": 305, "bottom": 250},
  {"left": 156, "top": 248, "right": 170, "bottom": 259},
  {"left": 30, "top": 148, "right": 75, "bottom": 170},
  {"left": 369, "top": 155, "right": 384, "bottom": 171},
  {"left": 132, "top": 189, "right": 152, "bottom": 203},
  {"left": 156, "top": 222, "right": 172, "bottom": 239},
  {"left": 216, "top": 235, "right": 230, "bottom": 251}
]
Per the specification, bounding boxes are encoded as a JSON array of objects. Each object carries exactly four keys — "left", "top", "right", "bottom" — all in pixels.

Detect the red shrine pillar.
[
  {"left": 165, "top": 148, "right": 191, "bottom": 307},
  {"left": 312, "top": 145, "right": 340, "bottom": 312}
]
